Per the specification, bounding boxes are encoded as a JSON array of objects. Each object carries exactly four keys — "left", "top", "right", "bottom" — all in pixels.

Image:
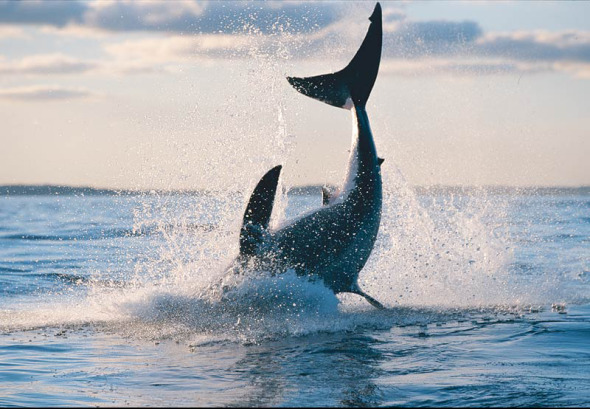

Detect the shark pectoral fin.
[
  {"left": 321, "top": 186, "right": 332, "bottom": 206},
  {"left": 240, "top": 165, "right": 282, "bottom": 257},
  {"left": 378, "top": 157, "right": 384, "bottom": 166},
  {"left": 363, "top": 293, "right": 386, "bottom": 310},
  {"left": 287, "top": 3, "right": 382, "bottom": 109},
  {"left": 354, "top": 289, "right": 386, "bottom": 310}
]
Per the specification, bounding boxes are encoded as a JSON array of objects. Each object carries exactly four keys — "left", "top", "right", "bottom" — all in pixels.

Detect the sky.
[{"left": 0, "top": 0, "right": 589, "bottom": 190}]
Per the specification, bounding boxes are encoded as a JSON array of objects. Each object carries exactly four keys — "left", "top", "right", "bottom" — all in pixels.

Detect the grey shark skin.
[{"left": 230, "top": 3, "right": 385, "bottom": 309}]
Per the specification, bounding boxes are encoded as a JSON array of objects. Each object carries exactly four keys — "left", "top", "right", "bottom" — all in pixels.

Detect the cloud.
[
  {"left": 385, "top": 20, "right": 483, "bottom": 58},
  {"left": 0, "top": 0, "right": 342, "bottom": 34},
  {"left": 0, "top": 52, "right": 171, "bottom": 77},
  {"left": 103, "top": 35, "right": 255, "bottom": 62},
  {"left": 553, "top": 61, "right": 590, "bottom": 79},
  {"left": 476, "top": 31, "right": 590, "bottom": 63},
  {"left": 85, "top": 1, "right": 340, "bottom": 34},
  {"left": 0, "top": 0, "right": 86, "bottom": 27},
  {"left": 379, "top": 58, "right": 556, "bottom": 78},
  {"left": 99, "top": 21, "right": 590, "bottom": 79},
  {"left": 378, "top": 22, "right": 590, "bottom": 77},
  {"left": 0, "top": 85, "right": 95, "bottom": 101},
  {"left": 0, "top": 53, "right": 97, "bottom": 75},
  {"left": 0, "top": 25, "right": 26, "bottom": 39},
  {"left": 1, "top": 1, "right": 590, "bottom": 79},
  {"left": 382, "top": 21, "right": 590, "bottom": 64}
]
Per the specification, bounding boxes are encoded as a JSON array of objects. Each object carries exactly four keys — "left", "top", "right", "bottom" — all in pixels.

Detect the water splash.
[{"left": 2, "top": 7, "right": 586, "bottom": 344}]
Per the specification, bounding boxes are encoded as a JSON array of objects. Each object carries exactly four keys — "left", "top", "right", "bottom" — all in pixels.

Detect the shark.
[{"left": 225, "top": 3, "right": 385, "bottom": 309}]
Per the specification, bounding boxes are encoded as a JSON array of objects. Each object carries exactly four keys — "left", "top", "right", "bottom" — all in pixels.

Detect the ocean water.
[{"left": 0, "top": 187, "right": 589, "bottom": 407}]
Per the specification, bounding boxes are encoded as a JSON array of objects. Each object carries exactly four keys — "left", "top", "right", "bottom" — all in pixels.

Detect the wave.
[
  {"left": 0, "top": 266, "right": 32, "bottom": 273},
  {"left": 0, "top": 223, "right": 217, "bottom": 242},
  {"left": 2, "top": 264, "right": 584, "bottom": 345}
]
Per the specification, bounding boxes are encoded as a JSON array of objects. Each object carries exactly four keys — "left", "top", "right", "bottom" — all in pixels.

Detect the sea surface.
[{"left": 0, "top": 187, "right": 588, "bottom": 407}]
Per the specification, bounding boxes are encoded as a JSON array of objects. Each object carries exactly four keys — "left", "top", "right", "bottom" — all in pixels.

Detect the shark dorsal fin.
[
  {"left": 321, "top": 186, "right": 331, "bottom": 206},
  {"left": 239, "top": 165, "right": 282, "bottom": 256}
]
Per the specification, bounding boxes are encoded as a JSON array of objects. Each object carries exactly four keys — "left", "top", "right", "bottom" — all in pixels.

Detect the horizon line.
[{"left": 1, "top": 183, "right": 589, "bottom": 197}]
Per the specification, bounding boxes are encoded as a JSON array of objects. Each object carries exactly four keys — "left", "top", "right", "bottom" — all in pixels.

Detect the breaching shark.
[{"left": 225, "top": 3, "right": 385, "bottom": 309}]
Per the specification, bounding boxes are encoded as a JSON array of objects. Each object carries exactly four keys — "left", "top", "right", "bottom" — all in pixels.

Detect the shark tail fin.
[
  {"left": 239, "top": 165, "right": 282, "bottom": 257},
  {"left": 286, "top": 3, "right": 382, "bottom": 109}
]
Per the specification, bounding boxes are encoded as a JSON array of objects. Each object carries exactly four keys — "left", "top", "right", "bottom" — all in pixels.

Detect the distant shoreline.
[{"left": 1, "top": 184, "right": 588, "bottom": 197}]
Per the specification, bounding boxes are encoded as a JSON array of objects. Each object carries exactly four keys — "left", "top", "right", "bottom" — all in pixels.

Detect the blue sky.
[{"left": 0, "top": 1, "right": 588, "bottom": 189}]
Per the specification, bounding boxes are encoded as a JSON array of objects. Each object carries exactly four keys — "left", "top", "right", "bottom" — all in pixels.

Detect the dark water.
[{"left": 0, "top": 188, "right": 588, "bottom": 407}]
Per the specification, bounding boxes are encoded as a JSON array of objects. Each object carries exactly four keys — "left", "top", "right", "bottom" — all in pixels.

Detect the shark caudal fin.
[
  {"left": 287, "top": 3, "right": 382, "bottom": 109},
  {"left": 239, "top": 165, "right": 282, "bottom": 257}
]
